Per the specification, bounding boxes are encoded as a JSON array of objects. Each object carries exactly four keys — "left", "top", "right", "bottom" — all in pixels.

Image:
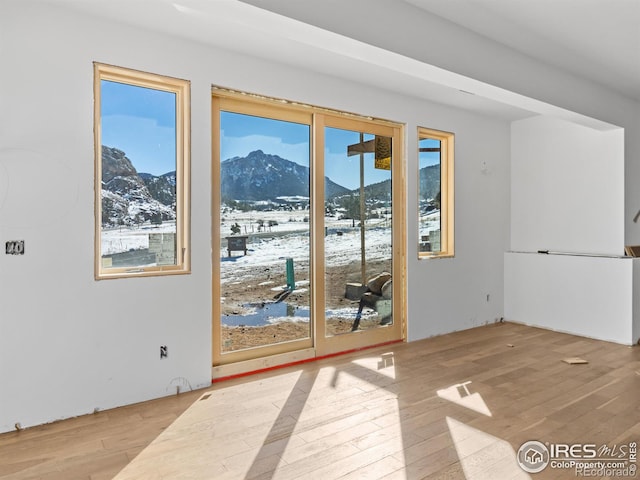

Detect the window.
[
  {"left": 94, "top": 63, "right": 190, "bottom": 278},
  {"left": 418, "top": 127, "right": 454, "bottom": 258}
]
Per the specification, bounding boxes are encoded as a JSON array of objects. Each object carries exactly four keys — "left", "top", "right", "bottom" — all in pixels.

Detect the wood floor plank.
[{"left": 1, "top": 323, "right": 639, "bottom": 480}]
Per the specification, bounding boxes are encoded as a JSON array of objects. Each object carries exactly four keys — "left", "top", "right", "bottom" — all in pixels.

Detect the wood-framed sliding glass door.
[
  {"left": 313, "top": 113, "right": 404, "bottom": 356},
  {"left": 212, "top": 90, "right": 405, "bottom": 375},
  {"left": 212, "top": 96, "right": 314, "bottom": 369}
]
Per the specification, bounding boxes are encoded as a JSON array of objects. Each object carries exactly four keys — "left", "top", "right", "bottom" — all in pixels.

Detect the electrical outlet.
[
  {"left": 160, "top": 345, "right": 168, "bottom": 359},
  {"left": 6, "top": 241, "right": 25, "bottom": 255}
]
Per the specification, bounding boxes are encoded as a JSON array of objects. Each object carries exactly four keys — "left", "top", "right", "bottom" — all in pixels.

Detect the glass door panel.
[
  {"left": 323, "top": 127, "right": 393, "bottom": 336},
  {"left": 218, "top": 111, "right": 311, "bottom": 355}
]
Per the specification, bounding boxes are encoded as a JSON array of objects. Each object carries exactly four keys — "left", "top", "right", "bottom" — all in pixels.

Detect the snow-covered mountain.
[
  {"left": 221, "top": 150, "right": 350, "bottom": 202},
  {"left": 419, "top": 164, "right": 440, "bottom": 201},
  {"left": 138, "top": 171, "right": 176, "bottom": 207},
  {"left": 101, "top": 146, "right": 175, "bottom": 227},
  {"left": 101, "top": 147, "right": 355, "bottom": 226}
]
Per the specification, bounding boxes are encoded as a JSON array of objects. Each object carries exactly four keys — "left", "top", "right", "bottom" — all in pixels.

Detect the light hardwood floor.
[{"left": 1, "top": 323, "right": 639, "bottom": 479}]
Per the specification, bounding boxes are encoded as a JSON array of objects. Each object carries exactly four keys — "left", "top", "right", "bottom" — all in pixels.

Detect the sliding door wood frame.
[
  {"left": 313, "top": 113, "right": 406, "bottom": 357},
  {"left": 212, "top": 95, "right": 314, "bottom": 368},
  {"left": 212, "top": 88, "right": 406, "bottom": 375}
]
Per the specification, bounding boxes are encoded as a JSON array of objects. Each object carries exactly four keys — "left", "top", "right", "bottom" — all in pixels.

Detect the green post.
[{"left": 286, "top": 257, "right": 295, "bottom": 291}]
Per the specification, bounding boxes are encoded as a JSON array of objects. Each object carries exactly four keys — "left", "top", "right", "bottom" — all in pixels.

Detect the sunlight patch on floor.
[
  {"left": 111, "top": 357, "right": 408, "bottom": 480},
  {"left": 112, "top": 370, "right": 304, "bottom": 480},
  {"left": 352, "top": 352, "right": 397, "bottom": 379},
  {"left": 437, "top": 381, "right": 492, "bottom": 417},
  {"left": 446, "top": 416, "right": 530, "bottom": 480}
]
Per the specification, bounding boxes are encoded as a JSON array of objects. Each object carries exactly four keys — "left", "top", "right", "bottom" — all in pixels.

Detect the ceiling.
[
  {"left": 237, "top": 0, "right": 640, "bottom": 102},
  {"left": 33, "top": 0, "right": 639, "bottom": 124},
  {"left": 403, "top": 0, "right": 640, "bottom": 102}
]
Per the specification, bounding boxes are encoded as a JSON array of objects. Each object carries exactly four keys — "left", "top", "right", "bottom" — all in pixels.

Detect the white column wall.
[
  {"left": 505, "top": 116, "right": 634, "bottom": 344},
  {"left": 505, "top": 252, "right": 634, "bottom": 345},
  {"left": 511, "top": 116, "right": 624, "bottom": 256}
]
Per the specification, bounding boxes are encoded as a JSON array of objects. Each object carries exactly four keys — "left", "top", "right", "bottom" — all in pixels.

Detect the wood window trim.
[
  {"left": 418, "top": 126, "right": 454, "bottom": 259},
  {"left": 94, "top": 63, "right": 191, "bottom": 279}
]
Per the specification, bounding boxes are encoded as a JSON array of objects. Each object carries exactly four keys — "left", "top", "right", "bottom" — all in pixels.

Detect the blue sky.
[
  {"left": 419, "top": 138, "right": 441, "bottom": 169},
  {"left": 101, "top": 80, "right": 176, "bottom": 176}
]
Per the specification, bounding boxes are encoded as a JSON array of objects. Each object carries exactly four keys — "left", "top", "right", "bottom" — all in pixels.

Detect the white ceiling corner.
[{"left": 403, "top": 0, "right": 640, "bottom": 102}]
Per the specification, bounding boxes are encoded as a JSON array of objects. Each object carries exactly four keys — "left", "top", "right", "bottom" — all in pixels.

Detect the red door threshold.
[{"left": 212, "top": 339, "right": 403, "bottom": 384}]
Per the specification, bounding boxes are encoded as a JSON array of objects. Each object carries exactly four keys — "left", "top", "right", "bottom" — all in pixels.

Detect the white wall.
[
  {"left": 0, "top": 4, "right": 216, "bottom": 433},
  {"left": 505, "top": 252, "right": 634, "bottom": 345},
  {"left": 511, "top": 116, "right": 625, "bottom": 256},
  {"left": 506, "top": 116, "right": 631, "bottom": 344},
  {"left": 0, "top": 2, "right": 513, "bottom": 432},
  {"left": 634, "top": 261, "right": 640, "bottom": 345},
  {"left": 406, "top": 113, "right": 511, "bottom": 339}
]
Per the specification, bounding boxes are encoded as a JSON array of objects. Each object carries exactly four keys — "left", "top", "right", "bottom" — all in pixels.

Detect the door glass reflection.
[
  {"left": 324, "top": 127, "right": 393, "bottom": 336},
  {"left": 219, "top": 112, "right": 311, "bottom": 352}
]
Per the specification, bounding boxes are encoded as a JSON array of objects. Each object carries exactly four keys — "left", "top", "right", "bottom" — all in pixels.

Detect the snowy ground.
[
  {"left": 101, "top": 209, "right": 394, "bottom": 336},
  {"left": 101, "top": 208, "right": 392, "bottom": 275},
  {"left": 219, "top": 220, "right": 392, "bottom": 286},
  {"left": 101, "top": 209, "right": 393, "bottom": 266},
  {"left": 101, "top": 221, "right": 176, "bottom": 255}
]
